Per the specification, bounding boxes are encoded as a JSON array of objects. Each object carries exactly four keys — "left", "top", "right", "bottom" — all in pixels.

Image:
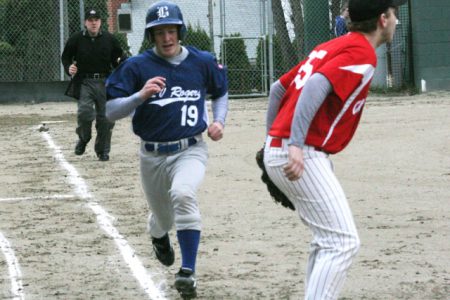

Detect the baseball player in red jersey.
[{"left": 264, "top": 0, "right": 407, "bottom": 299}]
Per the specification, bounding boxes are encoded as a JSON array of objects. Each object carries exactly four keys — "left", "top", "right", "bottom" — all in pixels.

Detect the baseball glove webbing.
[{"left": 255, "top": 148, "right": 295, "bottom": 211}]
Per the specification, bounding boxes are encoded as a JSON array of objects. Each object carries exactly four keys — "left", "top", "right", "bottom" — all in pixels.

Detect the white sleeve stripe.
[{"left": 321, "top": 64, "right": 375, "bottom": 147}]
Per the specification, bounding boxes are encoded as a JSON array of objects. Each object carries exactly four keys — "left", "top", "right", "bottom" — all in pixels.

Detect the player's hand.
[
  {"left": 69, "top": 63, "right": 78, "bottom": 76},
  {"left": 139, "top": 76, "right": 166, "bottom": 100},
  {"left": 284, "top": 145, "right": 304, "bottom": 181},
  {"left": 207, "top": 122, "right": 224, "bottom": 141}
]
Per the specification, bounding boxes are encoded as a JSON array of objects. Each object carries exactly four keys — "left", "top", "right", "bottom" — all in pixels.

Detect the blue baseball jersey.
[{"left": 106, "top": 46, "right": 227, "bottom": 142}]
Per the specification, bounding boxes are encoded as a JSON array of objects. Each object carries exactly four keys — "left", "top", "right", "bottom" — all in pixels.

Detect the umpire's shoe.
[
  {"left": 152, "top": 234, "right": 175, "bottom": 266},
  {"left": 175, "top": 267, "right": 197, "bottom": 299},
  {"left": 74, "top": 140, "right": 87, "bottom": 155}
]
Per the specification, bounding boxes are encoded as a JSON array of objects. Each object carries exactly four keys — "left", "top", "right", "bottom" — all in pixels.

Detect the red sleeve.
[
  {"left": 279, "top": 60, "right": 305, "bottom": 89},
  {"left": 317, "top": 46, "right": 376, "bottom": 101}
]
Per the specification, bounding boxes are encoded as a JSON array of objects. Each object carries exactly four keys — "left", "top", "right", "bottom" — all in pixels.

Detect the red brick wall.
[{"left": 107, "top": 0, "right": 129, "bottom": 32}]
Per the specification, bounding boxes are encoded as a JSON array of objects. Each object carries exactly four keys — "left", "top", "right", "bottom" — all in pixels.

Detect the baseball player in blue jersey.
[{"left": 105, "top": 1, "right": 228, "bottom": 298}]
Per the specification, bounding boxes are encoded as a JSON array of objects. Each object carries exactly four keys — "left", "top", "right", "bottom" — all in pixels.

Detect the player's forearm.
[
  {"left": 211, "top": 92, "right": 228, "bottom": 126},
  {"left": 61, "top": 39, "right": 77, "bottom": 75},
  {"left": 289, "top": 73, "right": 332, "bottom": 147},
  {"left": 266, "top": 80, "right": 286, "bottom": 134},
  {"left": 267, "top": 80, "right": 285, "bottom": 134},
  {"left": 61, "top": 54, "right": 73, "bottom": 76},
  {"left": 106, "top": 92, "right": 144, "bottom": 121}
]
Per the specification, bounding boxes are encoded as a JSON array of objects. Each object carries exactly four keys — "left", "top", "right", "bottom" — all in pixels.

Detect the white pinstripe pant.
[{"left": 264, "top": 136, "right": 360, "bottom": 300}]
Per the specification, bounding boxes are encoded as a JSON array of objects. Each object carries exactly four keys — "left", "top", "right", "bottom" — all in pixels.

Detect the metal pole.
[
  {"left": 208, "top": 0, "right": 215, "bottom": 55},
  {"left": 80, "top": 0, "right": 85, "bottom": 31},
  {"left": 219, "top": 0, "right": 225, "bottom": 64},
  {"left": 267, "top": 0, "right": 274, "bottom": 88},
  {"left": 260, "top": 0, "right": 267, "bottom": 94},
  {"left": 260, "top": 0, "right": 266, "bottom": 36},
  {"left": 59, "top": 0, "right": 65, "bottom": 80},
  {"left": 406, "top": 0, "right": 415, "bottom": 88}
]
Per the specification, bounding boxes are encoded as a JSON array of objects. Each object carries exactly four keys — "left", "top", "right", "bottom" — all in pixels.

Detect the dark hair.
[
  {"left": 347, "top": 8, "right": 392, "bottom": 33},
  {"left": 341, "top": 1, "right": 349, "bottom": 14},
  {"left": 349, "top": 0, "right": 405, "bottom": 22}
]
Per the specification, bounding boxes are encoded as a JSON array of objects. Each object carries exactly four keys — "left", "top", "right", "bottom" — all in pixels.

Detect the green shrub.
[
  {"left": 0, "top": 41, "right": 14, "bottom": 54},
  {"left": 3, "top": 0, "right": 60, "bottom": 81},
  {"left": 113, "top": 32, "right": 131, "bottom": 57},
  {"left": 0, "top": 41, "right": 19, "bottom": 81},
  {"left": 139, "top": 38, "right": 151, "bottom": 54},
  {"left": 220, "top": 33, "right": 253, "bottom": 94},
  {"left": 255, "top": 34, "right": 285, "bottom": 92},
  {"left": 184, "top": 23, "right": 211, "bottom": 51}
]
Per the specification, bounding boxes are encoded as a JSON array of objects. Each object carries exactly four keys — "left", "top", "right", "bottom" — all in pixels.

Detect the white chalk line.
[
  {"left": 40, "top": 121, "right": 68, "bottom": 124},
  {"left": 0, "top": 191, "right": 76, "bottom": 298},
  {"left": 40, "top": 131, "right": 167, "bottom": 299},
  {"left": 0, "top": 194, "right": 76, "bottom": 203},
  {"left": 0, "top": 232, "right": 25, "bottom": 300}
]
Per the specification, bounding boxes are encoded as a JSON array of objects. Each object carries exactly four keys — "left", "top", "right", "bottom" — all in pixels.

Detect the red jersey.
[{"left": 269, "top": 32, "right": 377, "bottom": 154}]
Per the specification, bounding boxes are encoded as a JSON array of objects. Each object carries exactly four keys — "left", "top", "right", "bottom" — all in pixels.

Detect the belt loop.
[
  {"left": 180, "top": 138, "right": 187, "bottom": 149},
  {"left": 269, "top": 137, "right": 283, "bottom": 148}
]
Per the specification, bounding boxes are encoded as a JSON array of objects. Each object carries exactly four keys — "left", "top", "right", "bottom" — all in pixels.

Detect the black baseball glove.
[{"left": 255, "top": 147, "right": 295, "bottom": 211}]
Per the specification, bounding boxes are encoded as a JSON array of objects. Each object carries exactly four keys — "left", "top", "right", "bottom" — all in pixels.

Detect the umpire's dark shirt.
[{"left": 61, "top": 30, "right": 123, "bottom": 76}]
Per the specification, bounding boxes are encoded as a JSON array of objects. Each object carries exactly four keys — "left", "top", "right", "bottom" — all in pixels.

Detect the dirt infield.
[{"left": 0, "top": 92, "right": 449, "bottom": 299}]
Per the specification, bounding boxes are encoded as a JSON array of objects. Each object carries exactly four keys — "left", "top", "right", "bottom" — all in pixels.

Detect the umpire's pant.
[{"left": 77, "top": 78, "right": 115, "bottom": 155}]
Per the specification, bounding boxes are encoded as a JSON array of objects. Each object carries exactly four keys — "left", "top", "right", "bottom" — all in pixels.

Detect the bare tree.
[
  {"left": 271, "top": 0, "right": 297, "bottom": 69},
  {"left": 289, "top": 0, "right": 304, "bottom": 59}
]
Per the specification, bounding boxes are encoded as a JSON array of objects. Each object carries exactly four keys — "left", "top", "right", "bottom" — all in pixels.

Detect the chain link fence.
[{"left": 0, "top": 0, "right": 412, "bottom": 97}]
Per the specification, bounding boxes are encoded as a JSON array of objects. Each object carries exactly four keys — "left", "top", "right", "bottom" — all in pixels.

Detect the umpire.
[{"left": 61, "top": 8, "right": 124, "bottom": 161}]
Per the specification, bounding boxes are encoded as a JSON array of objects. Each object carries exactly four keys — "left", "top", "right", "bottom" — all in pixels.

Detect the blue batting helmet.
[{"left": 145, "top": 1, "right": 187, "bottom": 41}]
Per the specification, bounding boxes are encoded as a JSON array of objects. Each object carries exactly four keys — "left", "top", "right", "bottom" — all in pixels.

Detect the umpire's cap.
[
  {"left": 144, "top": 1, "right": 187, "bottom": 41},
  {"left": 349, "top": 0, "right": 407, "bottom": 22},
  {"left": 85, "top": 8, "right": 101, "bottom": 20}
]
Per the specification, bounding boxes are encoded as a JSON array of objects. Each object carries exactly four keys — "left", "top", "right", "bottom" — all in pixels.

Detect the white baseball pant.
[
  {"left": 140, "top": 140, "right": 208, "bottom": 239},
  {"left": 264, "top": 136, "right": 360, "bottom": 300}
]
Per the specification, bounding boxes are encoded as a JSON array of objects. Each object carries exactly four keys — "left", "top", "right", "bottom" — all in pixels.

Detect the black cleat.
[
  {"left": 97, "top": 153, "right": 110, "bottom": 161},
  {"left": 152, "top": 234, "right": 175, "bottom": 266},
  {"left": 74, "top": 140, "right": 87, "bottom": 155},
  {"left": 175, "top": 268, "right": 197, "bottom": 299}
]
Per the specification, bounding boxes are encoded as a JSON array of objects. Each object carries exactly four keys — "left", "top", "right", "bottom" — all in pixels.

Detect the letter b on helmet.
[{"left": 145, "top": 1, "right": 187, "bottom": 42}]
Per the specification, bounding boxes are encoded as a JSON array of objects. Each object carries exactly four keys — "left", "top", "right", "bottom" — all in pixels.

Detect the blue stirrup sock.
[{"left": 177, "top": 229, "right": 201, "bottom": 272}]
